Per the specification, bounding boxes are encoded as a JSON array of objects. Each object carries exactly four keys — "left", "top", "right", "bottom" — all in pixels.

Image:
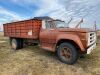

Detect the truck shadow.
[{"left": 22, "top": 45, "right": 96, "bottom": 68}]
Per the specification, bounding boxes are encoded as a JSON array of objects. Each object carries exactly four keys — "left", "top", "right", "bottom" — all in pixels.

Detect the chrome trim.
[{"left": 87, "top": 32, "right": 97, "bottom": 46}]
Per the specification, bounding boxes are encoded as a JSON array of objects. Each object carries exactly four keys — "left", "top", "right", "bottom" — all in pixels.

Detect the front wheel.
[{"left": 57, "top": 42, "right": 78, "bottom": 65}]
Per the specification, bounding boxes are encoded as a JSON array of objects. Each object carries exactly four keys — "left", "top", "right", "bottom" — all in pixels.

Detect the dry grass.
[{"left": 0, "top": 32, "right": 100, "bottom": 75}]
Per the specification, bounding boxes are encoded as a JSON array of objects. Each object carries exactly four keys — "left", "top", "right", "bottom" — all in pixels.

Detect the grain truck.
[{"left": 3, "top": 17, "right": 97, "bottom": 64}]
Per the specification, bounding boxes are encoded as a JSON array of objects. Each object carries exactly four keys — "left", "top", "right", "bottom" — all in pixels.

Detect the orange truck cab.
[{"left": 3, "top": 16, "right": 97, "bottom": 64}]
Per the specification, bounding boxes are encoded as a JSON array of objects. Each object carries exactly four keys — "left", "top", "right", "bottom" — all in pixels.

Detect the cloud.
[
  {"left": 0, "top": 6, "right": 23, "bottom": 21},
  {"left": 0, "top": 0, "right": 100, "bottom": 30},
  {"left": 31, "top": 0, "right": 71, "bottom": 21},
  {"left": 31, "top": 0, "right": 100, "bottom": 28},
  {"left": 10, "top": 0, "right": 38, "bottom": 12},
  {"left": 11, "top": 0, "right": 37, "bottom": 5},
  {"left": 9, "top": 0, "right": 100, "bottom": 23},
  {"left": 0, "top": 6, "right": 24, "bottom": 31},
  {"left": 0, "top": 6, "right": 25, "bottom": 23}
]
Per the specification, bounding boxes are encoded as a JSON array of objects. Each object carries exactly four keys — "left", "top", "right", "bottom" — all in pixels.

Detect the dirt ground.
[{"left": 0, "top": 32, "right": 100, "bottom": 75}]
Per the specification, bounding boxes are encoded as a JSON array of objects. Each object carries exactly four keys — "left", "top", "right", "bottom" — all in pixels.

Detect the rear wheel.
[
  {"left": 57, "top": 42, "right": 78, "bottom": 65},
  {"left": 11, "top": 38, "right": 20, "bottom": 50},
  {"left": 11, "top": 38, "right": 23, "bottom": 50}
]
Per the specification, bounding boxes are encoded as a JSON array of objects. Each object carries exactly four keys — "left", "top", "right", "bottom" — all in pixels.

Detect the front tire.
[{"left": 57, "top": 42, "right": 78, "bottom": 65}]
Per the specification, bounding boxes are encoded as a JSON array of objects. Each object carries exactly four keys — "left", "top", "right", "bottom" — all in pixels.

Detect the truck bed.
[{"left": 3, "top": 19, "right": 42, "bottom": 39}]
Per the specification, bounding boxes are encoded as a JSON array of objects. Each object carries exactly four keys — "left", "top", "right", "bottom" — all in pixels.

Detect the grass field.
[{"left": 0, "top": 31, "right": 100, "bottom": 75}]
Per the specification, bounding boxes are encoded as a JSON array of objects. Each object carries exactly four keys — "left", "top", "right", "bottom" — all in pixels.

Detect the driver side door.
[{"left": 39, "top": 20, "right": 57, "bottom": 51}]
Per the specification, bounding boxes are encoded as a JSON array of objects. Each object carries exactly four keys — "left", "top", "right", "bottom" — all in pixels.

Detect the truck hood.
[{"left": 58, "top": 28, "right": 95, "bottom": 33}]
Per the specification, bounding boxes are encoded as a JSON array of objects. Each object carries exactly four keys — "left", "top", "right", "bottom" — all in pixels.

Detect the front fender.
[{"left": 56, "top": 34, "right": 85, "bottom": 51}]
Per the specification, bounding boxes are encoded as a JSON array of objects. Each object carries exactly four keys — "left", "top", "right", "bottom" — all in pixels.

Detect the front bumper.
[{"left": 87, "top": 43, "right": 96, "bottom": 54}]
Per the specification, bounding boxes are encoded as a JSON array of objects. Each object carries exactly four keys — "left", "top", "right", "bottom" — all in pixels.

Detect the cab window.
[
  {"left": 42, "top": 20, "right": 55, "bottom": 29},
  {"left": 46, "top": 21, "right": 53, "bottom": 29}
]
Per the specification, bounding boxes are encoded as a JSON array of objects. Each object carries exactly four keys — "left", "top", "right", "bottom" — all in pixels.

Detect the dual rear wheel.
[{"left": 10, "top": 38, "right": 23, "bottom": 50}]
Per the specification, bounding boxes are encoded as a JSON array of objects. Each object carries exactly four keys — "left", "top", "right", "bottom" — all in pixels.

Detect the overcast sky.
[{"left": 0, "top": 0, "right": 100, "bottom": 31}]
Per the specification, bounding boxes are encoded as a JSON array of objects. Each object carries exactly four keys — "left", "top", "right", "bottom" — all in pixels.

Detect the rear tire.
[
  {"left": 11, "top": 38, "right": 20, "bottom": 50},
  {"left": 57, "top": 42, "right": 78, "bottom": 65}
]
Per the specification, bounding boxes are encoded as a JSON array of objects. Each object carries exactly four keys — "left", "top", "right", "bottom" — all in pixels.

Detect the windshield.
[
  {"left": 54, "top": 21, "right": 68, "bottom": 28},
  {"left": 45, "top": 18, "right": 86, "bottom": 29}
]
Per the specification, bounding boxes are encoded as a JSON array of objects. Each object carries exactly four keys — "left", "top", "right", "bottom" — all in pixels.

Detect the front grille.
[{"left": 87, "top": 32, "right": 96, "bottom": 46}]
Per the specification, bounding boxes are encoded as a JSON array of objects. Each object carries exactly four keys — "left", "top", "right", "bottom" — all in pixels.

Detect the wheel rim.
[{"left": 60, "top": 47, "right": 72, "bottom": 61}]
